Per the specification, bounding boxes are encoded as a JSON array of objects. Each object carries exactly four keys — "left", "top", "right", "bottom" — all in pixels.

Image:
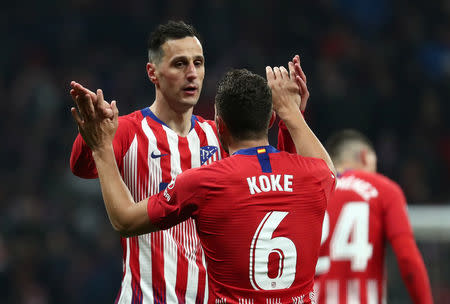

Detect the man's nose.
[{"left": 186, "top": 62, "right": 197, "bottom": 80}]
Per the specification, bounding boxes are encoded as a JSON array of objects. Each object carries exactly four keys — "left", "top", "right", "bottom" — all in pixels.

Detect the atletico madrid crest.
[{"left": 200, "top": 145, "right": 218, "bottom": 165}]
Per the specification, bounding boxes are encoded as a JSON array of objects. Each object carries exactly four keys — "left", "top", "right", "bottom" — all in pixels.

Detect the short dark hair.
[
  {"left": 326, "top": 129, "right": 375, "bottom": 164},
  {"left": 147, "top": 21, "right": 200, "bottom": 64},
  {"left": 215, "top": 69, "right": 272, "bottom": 140}
]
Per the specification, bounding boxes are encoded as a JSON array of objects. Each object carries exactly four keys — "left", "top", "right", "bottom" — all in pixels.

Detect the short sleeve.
[
  {"left": 277, "top": 120, "right": 297, "bottom": 153},
  {"left": 70, "top": 116, "right": 134, "bottom": 178},
  {"left": 382, "top": 181, "right": 414, "bottom": 240},
  {"left": 147, "top": 168, "right": 206, "bottom": 230}
]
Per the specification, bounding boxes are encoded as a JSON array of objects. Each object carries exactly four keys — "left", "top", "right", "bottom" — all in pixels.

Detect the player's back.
[
  {"left": 193, "top": 146, "right": 335, "bottom": 304},
  {"left": 315, "top": 170, "right": 406, "bottom": 304}
]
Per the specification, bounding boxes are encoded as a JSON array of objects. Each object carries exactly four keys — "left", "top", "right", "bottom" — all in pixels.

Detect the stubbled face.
[{"left": 152, "top": 36, "right": 205, "bottom": 112}]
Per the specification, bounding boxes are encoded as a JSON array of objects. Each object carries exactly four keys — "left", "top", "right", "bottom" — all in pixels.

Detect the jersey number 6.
[{"left": 249, "top": 211, "right": 297, "bottom": 290}]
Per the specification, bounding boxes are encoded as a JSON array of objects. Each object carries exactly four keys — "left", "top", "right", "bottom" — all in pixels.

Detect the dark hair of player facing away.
[
  {"left": 147, "top": 20, "right": 201, "bottom": 64},
  {"left": 215, "top": 69, "right": 273, "bottom": 141},
  {"left": 325, "top": 129, "right": 375, "bottom": 163}
]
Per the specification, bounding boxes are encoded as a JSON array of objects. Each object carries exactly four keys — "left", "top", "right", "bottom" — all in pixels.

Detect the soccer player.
[
  {"left": 313, "top": 130, "right": 433, "bottom": 304},
  {"left": 70, "top": 67, "right": 336, "bottom": 303},
  {"left": 69, "top": 21, "right": 310, "bottom": 303}
]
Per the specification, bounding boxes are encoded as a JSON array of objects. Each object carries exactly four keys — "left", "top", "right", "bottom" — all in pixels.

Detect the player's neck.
[
  {"left": 336, "top": 162, "right": 366, "bottom": 175},
  {"left": 150, "top": 99, "right": 194, "bottom": 136},
  {"left": 227, "top": 138, "right": 270, "bottom": 155}
]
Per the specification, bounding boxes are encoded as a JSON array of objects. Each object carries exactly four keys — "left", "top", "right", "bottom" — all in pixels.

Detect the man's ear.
[
  {"left": 216, "top": 115, "right": 226, "bottom": 134},
  {"left": 360, "top": 148, "right": 369, "bottom": 167},
  {"left": 268, "top": 111, "right": 277, "bottom": 129},
  {"left": 146, "top": 63, "right": 158, "bottom": 84}
]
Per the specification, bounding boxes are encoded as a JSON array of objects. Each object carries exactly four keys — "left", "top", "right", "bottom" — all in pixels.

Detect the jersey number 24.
[{"left": 316, "top": 202, "right": 373, "bottom": 274}]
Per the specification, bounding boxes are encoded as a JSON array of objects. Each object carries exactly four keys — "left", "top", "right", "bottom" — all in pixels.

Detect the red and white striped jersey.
[{"left": 70, "top": 107, "right": 227, "bottom": 304}]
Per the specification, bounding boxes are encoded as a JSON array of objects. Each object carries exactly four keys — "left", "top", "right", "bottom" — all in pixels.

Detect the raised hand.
[
  {"left": 70, "top": 81, "right": 115, "bottom": 119},
  {"left": 291, "top": 55, "right": 309, "bottom": 113},
  {"left": 71, "top": 89, "right": 119, "bottom": 151},
  {"left": 266, "top": 64, "right": 302, "bottom": 121}
]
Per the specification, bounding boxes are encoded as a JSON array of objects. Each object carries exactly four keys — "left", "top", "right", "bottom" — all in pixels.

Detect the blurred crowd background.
[{"left": 0, "top": 0, "right": 449, "bottom": 303}]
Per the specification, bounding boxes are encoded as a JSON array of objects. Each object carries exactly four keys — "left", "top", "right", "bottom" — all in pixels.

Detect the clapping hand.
[{"left": 70, "top": 88, "right": 119, "bottom": 152}]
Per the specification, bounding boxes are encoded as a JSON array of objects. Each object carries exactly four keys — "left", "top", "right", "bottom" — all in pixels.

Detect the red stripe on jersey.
[
  {"left": 178, "top": 137, "right": 191, "bottom": 172},
  {"left": 151, "top": 232, "right": 166, "bottom": 303},
  {"left": 193, "top": 122, "right": 208, "bottom": 148},
  {"left": 115, "top": 237, "right": 128, "bottom": 304},
  {"left": 360, "top": 279, "right": 368, "bottom": 304},
  {"left": 195, "top": 241, "right": 206, "bottom": 304},
  {"left": 174, "top": 224, "right": 188, "bottom": 303}
]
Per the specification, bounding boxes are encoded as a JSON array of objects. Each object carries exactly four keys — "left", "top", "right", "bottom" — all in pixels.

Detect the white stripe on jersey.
[
  {"left": 197, "top": 121, "right": 222, "bottom": 163},
  {"left": 117, "top": 238, "right": 132, "bottom": 304},
  {"left": 367, "top": 280, "right": 378, "bottom": 304},
  {"left": 187, "top": 129, "right": 201, "bottom": 168},
  {"left": 123, "top": 135, "right": 138, "bottom": 201},
  {"left": 239, "top": 299, "right": 254, "bottom": 304},
  {"left": 118, "top": 136, "right": 138, "bottom": 304},
  {"left": 347, "top": 279, "right": 359, "bottom": 304},
  {"left": 202, "top": 251, "right": 209, "bottom": 304},
  {"left": 313, "top": 282, "right": 320, "bottom": 304},
  {"left": 326, "top": 280, "right": 338, "bottom": 304},
  {"left": 138, "top": 234, "right": 153, "bottom": 304}
]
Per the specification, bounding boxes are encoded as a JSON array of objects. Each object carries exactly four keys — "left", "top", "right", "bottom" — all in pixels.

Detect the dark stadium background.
[{"left": 0, "top": 0, "right": 449, "bottom": 302}]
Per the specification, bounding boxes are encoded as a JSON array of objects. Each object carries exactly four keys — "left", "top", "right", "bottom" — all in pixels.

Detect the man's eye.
[
  {"left": 194, "top": 60, "right": 203, "bottom": 66},
  {"left": 175, "top": 62, "right": 185, "bottom": 68}
]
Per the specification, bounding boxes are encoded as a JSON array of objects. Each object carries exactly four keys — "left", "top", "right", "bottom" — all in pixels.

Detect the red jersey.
[
  {"left": 147, "top": 145, "right": 336, "bottom": 304},
  {"left": 71, "top": 108, "right": 226, "bottom": 304},
  {"left": 314, "top": 170, "right": 414, "bottom": 304}
]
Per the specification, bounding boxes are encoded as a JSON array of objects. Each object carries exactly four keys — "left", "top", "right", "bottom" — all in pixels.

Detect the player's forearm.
[
  {"left": 391, "top": 234, "right": 434, "bottom": 304},
  {"left": 281, "top": 110, "right": 336, "bottom": 176},
  {"left": 92, "top": 145, "right": 156, "bottom": 236}
]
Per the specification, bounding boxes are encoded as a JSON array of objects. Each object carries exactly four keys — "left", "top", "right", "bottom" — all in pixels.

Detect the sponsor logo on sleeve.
[{"left": 163, "top": 177, "right": 177, "bottom": 202}]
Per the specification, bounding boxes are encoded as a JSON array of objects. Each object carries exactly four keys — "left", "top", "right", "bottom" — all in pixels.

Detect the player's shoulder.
[
  {"left": 344, "top": 170, "right": 403, "bottom": 194},
  {"left": 279, "top": 152, "right": 330, "bottom": 173},
  {"left": 176, "top": 160, "right": 225, "bottom": 190},
  {"left": 193, "top": 115, "right": 216, "bottom": 128},
  {"left": 118, "top": 109, "right": 145, "bottom": 126}
]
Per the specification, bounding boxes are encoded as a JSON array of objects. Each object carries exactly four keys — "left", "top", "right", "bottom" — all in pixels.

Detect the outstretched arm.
[
  {"left": 69, "top": 81, "right": 124, "bottom": 178},
  {"left": 267, "top": 63, "right": 335, "bottom": 176},
  {"left": 71, "top": 89, "right": 157, "bottom": 236}
]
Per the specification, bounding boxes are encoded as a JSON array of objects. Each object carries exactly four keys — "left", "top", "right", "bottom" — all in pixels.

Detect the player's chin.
[{"left": 180, "top": 95, "right": 200, "bottom": 106}]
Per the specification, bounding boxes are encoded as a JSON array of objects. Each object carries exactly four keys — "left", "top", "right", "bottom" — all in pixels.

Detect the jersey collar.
[
  {"left": 141, "top": 107, "right": 198, "bottom": 131},
  {"left": 232, "top": 145, "right": 279, "bottom": 156}
]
